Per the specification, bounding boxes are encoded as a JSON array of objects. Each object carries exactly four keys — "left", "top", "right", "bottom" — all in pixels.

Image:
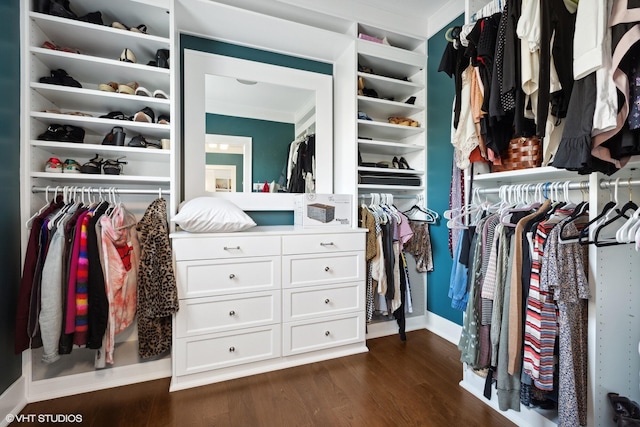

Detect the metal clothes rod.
[
  {"left": 32, "top": 186, "right": 171, "bottom": 196},
  {"left": 358, "top": 194, "right": 417, "bottom": 199},
  {"left": 475, "top": 178, "right": 640, "bottom": 195}
]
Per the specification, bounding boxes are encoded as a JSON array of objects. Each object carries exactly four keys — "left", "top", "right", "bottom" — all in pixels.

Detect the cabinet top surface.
[{"left": 170, "top": 226, "right": 367, "bottom": 238}]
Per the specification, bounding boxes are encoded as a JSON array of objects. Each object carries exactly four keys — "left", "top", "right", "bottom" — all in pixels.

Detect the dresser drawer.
[
  {"left": 282, "top": 232, "right": 364, "bottom": 255},
  {"left": 282, "top": 251, "right": 364, "bottom": 288},
  {"left": 282, "top": 282, "right": 363, "bottom": 322},
  {"left": 176, "top": 257, "right": 280, "bottom": 299},
  {"left": 176, "top": 291, "right": 281, "bottom": 338},
  {"left": 172, "top": 235, "right": 281, "bottom": 261},
  {"left": 174, "top": 325, "right": 281, "bottom": 376},
  {"left": 282, "top": 313, "right": 364, "bottom": 356}
]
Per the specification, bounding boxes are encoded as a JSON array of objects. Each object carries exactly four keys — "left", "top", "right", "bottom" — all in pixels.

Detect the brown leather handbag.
[{"left": 491, "top": 136, "right": 542, "bottom": 172}]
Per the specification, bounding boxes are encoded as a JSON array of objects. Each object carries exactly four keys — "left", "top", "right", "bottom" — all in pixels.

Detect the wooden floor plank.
[{"left": 16, "top": 329, "right": 516, "bottom": 427}]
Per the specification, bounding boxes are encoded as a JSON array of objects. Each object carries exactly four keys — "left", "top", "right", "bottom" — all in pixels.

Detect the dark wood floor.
[{"left": 18, "top": 329, "right": 515, "bottom": 426}]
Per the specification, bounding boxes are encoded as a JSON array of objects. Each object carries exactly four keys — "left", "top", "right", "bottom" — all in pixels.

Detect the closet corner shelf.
[
  {"left": 358, "top": 184, "right": 424, "bottom": 192},
  {"left": 31, "top": 140, "right": 170, "bottom": 162},
  {"left": 357, "top": 23, "right": 425, "bottom": 53},
  {"left": 31, "top": 172, "right": 170, "bottom": 185},
  {"left": 357, "top": 41, "right": 425, "bottom": 71},
  {"left": 358, "top": 166, "right": 424, "bottom": 176},
  {"left": 357, "top": 139, "right": 424, "bottom": 156},
  {"left": 472, "top": 166, "right": 582, "bottom": 185},
  {"left": 30, "top": 12, "right": 170, "bottom": 57},
  {"left": 31, "top": 83, "right": 170, "bottom": 114},
  {"left": 357, "top": 120, "right": 424, "bottom": 140},
  {"left": 357, "top": 96, "right": 424, "bottom": 118}
]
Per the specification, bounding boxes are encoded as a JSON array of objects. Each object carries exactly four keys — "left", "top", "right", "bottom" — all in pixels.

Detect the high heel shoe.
[
  {"left": 392, "top": 156, "right": 400, "bottom": 169},
  {"left": 398, "top": 157, "right": 412, "bottom": 170},
  {"left": 608, "top": 393, "right": 640, "bottom": 422}
]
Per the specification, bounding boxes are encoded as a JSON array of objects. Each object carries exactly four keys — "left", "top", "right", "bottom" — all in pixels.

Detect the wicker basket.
[{"left": 491, "top": 136, "right": 542, "bottom": 172}]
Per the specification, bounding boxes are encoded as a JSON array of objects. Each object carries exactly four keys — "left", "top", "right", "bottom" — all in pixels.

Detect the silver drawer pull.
[
  {"left": 229, "top": 346, "right": 235, "bottom": 352},
  {"left": 324, "top": 299, "right": 330, "bottom": 304},
  {"left": 229, "top": 273, "right": 236, "bottom": 279},
  {"left": 324, "top": 331, "right": 330, "bottom": 336},
  {"left": 224, "top": 246, "right": 240, "bottom": 251},
  {"left": 324, "top": 266, "right": 330, "bottom": 272},
  {"left": 320, "top": 242, "right": 334, "bottom": 247},
  {"left": 229, "top": 310, "right": 236, "bottom": 316}
]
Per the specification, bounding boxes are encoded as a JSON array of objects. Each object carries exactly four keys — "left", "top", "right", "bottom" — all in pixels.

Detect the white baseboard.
[
  {"left": 0, "top": 377, "right": 27, "bottom": 427},
  {"left": 424, "top": 311, "right": 462, "bottom": 345}
]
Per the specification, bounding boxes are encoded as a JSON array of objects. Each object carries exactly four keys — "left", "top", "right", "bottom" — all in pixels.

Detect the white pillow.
[{"left": 172, "top": 197, "right": 256, "bottom": 233}]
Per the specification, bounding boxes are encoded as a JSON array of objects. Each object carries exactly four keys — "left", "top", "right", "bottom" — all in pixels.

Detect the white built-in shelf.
[
  {"left": 357, "top": 23, "right": 425, "bottom": 54},
  {"left": 357, "top": 95, "right": 423, "bottom": 119},
  {"left": 358, "top": 166, "right": 424, "bottom": 176},
  {"left": 358, "top": 72, "right": 423, "bottom": 101},
  {"left": 357, "top": 139, "right": 424, "bottom": 156},
  {"left": 358, "top": 184, "right": 425, "bottom": 192},
  {"left": 31, "top": 83, "right": 170, "bottom": 117},
  {"left": 31, "top": 172, "right": 170, "bottom": 185},
  {"left": 31, "top": 48, "right": 170, "bottom": 93},
  {"left": 31, "top": 112, "right": 170, "bottom": 139},
  {"left": 472, "top": 166, "right": 584, "bottom": 185},
  {"left": 31, "top": 140, "right": 170, "bottom": 162},
  {"left": 357, "top": 119, "right": 424, "bottom": 141},
  {"left": 30, "top": 12, "right": 170, "bottom": 63},
  {"left": 358, "top": 43, "right": 425, "bottom": 80}
]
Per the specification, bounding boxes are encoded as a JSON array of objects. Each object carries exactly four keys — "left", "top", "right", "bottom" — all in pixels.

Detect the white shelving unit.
[
  {"left": 355, "top": 24, "right": 426, "bottom": 201},
  {"left": 20, "top": 0, "right": 174, "bottom": 401}
]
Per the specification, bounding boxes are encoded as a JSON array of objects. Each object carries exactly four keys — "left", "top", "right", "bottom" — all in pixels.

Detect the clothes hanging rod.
[
  {"left": 31, "top": 186, "right": 171, "bottom": 196},
  {"left": 358, "top": 194, "right": 417, "bottom": 199},
  {"left": 475, "top": 178, "right": 640, "bottom": 195}
]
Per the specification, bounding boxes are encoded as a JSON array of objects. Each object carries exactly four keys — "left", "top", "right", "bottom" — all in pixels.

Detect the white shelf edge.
[
  {"left": 472, "top": 166, "right": 584, "bottom": 183},
  {"left": 357, "top": 119, "right": 425, "bottom": 132},
  {"left": 31, "top": 111, "right": 170, "bottom": 131},
  {"left": 358, "top": 72, "right": 424, "bottom": 89},
  {"left": 31, "top": 140, "right": 170, "bottom": 155},
  {"left": 357, "top": 95, "right": 424, "bottom": 111},
  {"left": 358, "top": 166, "right": 424, "bottom": 176},
  {"left": 31, "top": 172, "right": 170, "bottom": 183},
  {"left": 30, "top": 82, "right": 171, "bottom": 105},
  {"left": 358, "top": 184, "right": 425, "bottom": 192}
]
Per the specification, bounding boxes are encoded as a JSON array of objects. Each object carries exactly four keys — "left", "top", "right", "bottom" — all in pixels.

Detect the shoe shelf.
[
  {"left": 357, "top": 73, "right": 424, "bottom": 103},
  {"left": 31, "top": 83, "right": 170, "bottom": 118},
  {"left": 31, "top": 112, "right": 170, "bottom": 140},
  {"left": 31, "top": 172, "right": 170, "bottom": 185},
  {"left": 357, "top": 23, "right": 426, "bottom": 54},
  {"left": 31, "top": 141, "right": 170, "bottom": 164},
  {"left": 357, "top": 43, "right": 424, "bottom": 80},
  {"left": 357, "top": 119, "right": 424, "bottom": 141},
  {"left": 357, "top": 139, "right": 424, "bottom": 156},
  {"left": 30, "top": 12, "right": 170, "bottom": 64},
  {"left": 357, "top": 95, "right": 423, "bottom": 120},
  {"left": 358, "top": 166, "right": 424, "bottom": 176},
  {"left": 30, "top": 48, "right": 170, "bottom": 94},
  {"left": 358, "top": 183, "right": 425, "bottom": 192}
]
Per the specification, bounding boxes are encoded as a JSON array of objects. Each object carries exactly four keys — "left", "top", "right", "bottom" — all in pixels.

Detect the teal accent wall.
[
  {"left": 206, "top": 113, "right": 294, "bottom": 186},
  {"left": 205, "top": 152, "right": 244, "bottom": 192},
  {"left": 0, "top": 0, "right": 23, "bottom": 393},
  {"left": 181, "top": 35, "right": 333, "bottom": 226},
  {"left": 426, "top": 15, "right": 464, "bottom": 326}
]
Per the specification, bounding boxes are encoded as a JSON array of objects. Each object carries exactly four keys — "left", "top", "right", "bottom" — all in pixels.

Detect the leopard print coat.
[{"left": 136, "top": 198, "right": 179, "bottom": 359}]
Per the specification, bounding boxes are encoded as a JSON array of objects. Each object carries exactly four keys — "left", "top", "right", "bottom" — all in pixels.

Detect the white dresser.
[{"left": 169, "top": 226, "right": 368, "bottom": 391}]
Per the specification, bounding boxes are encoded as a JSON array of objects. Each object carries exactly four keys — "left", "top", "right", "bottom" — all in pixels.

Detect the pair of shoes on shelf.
[
  {"left": 112, "top": 22, "right": 147, "bottom": 34},
  {"left": 388, "top": 116, "right": 420, "bottom": 127},
  {"left": 38, "top": 124, "right": 85, "bottom": 143},
  {"left": 99, "top": 111, "right": 131, "bottom": 121},
  {"left": 102, "top": 126, "right": 126, "bottom": 146},
  {"left": 127, "top": 135, "right": 162, "bottom": 149},
  {"left": 131, "top": 107, "right": 169, "bottom": 124},
  {"left": 39, "top": 69, "right": 82, "bottom": 88},
  {"left": 80, "top": 154, "right": 127, "bottom": 175},
  {"left": 98, "top": 81, "right": 139, "bottom": 95},
  {"left": 134, "top": 86, "right": 169, "bottom": 100},
  {"left": 45, "top": 157, "right": 80, "bottom": 173},
  {"left": 42, "top": 41, "right": 80, "bottom": 54},
  {"left": 358, "top": 111, "right": 373, "bottom": 121},
  {"left": 146, "top": 49, "right": 169, "bottom": 69},
  {"left": 37, "top": 0, "right": 102, "bottom": 24},
  {"left": 119, "top": 48, "right": 136, "bottom": 64},
  {"left": 392, "top": 156, "right": 412, "bottom": 170},
  {"left": 357, "top": 77, "right": 379, "bottom": 98}
]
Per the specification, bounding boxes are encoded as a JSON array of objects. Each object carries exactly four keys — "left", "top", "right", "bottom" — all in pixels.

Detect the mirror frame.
[{"left": 183, "top": 49, "right": 333, "bottom": 210}]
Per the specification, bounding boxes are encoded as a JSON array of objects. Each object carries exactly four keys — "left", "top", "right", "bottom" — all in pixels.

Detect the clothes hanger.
[
  {"left": 26, "top": 185, "right": 51, "bottom": 229},
  {"left": 558, "top": 181, "right": 590, "bottom": 244},
  {"left": 593, "top": 179, "right": 637, "bottom": 247},
  {"left": 616, "top": 179, "right": 640, "bottom": 243},
  {"left": 578, "top": 179, "right": 619, "bottom": 245}
]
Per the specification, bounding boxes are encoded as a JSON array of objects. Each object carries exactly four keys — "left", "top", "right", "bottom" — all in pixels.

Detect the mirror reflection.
[{"left": 205, "top": 74, "right": 316, "bottom": 193}]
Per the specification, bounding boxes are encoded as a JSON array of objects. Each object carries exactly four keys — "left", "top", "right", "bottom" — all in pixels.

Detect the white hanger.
[{"left": 26, "top": 186, "right": 51, "bottom": 229}]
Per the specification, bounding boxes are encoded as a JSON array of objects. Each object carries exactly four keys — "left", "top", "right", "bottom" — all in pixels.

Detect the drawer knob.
[
  {"left": 325, "top": 331, "right": 331, "bottom": 336},
  {"left": 324, "top": 266, "right": 330, "bottom": 272},
  {"left": 324, "top": 299, "right": 330, "bottom": 304},
  {"left": 229, "top": 273, "right": 236, "bottom": 279},
  {"left": 320, "top": 242, "right": 334, "bottom": 247},
  {"left": 229, "top": 346, "right": 235, "bottom": 352},
  {"left": 224, "top": 246, "right": 240, "bottom": 251},
  {"left": 229, "top": 310, "right": 236, "bottom": 316}
]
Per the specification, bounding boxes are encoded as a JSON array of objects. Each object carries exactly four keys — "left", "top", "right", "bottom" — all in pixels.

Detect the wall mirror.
[{"left": 183, "top": 49, "right": 333, "bottom": 210}]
